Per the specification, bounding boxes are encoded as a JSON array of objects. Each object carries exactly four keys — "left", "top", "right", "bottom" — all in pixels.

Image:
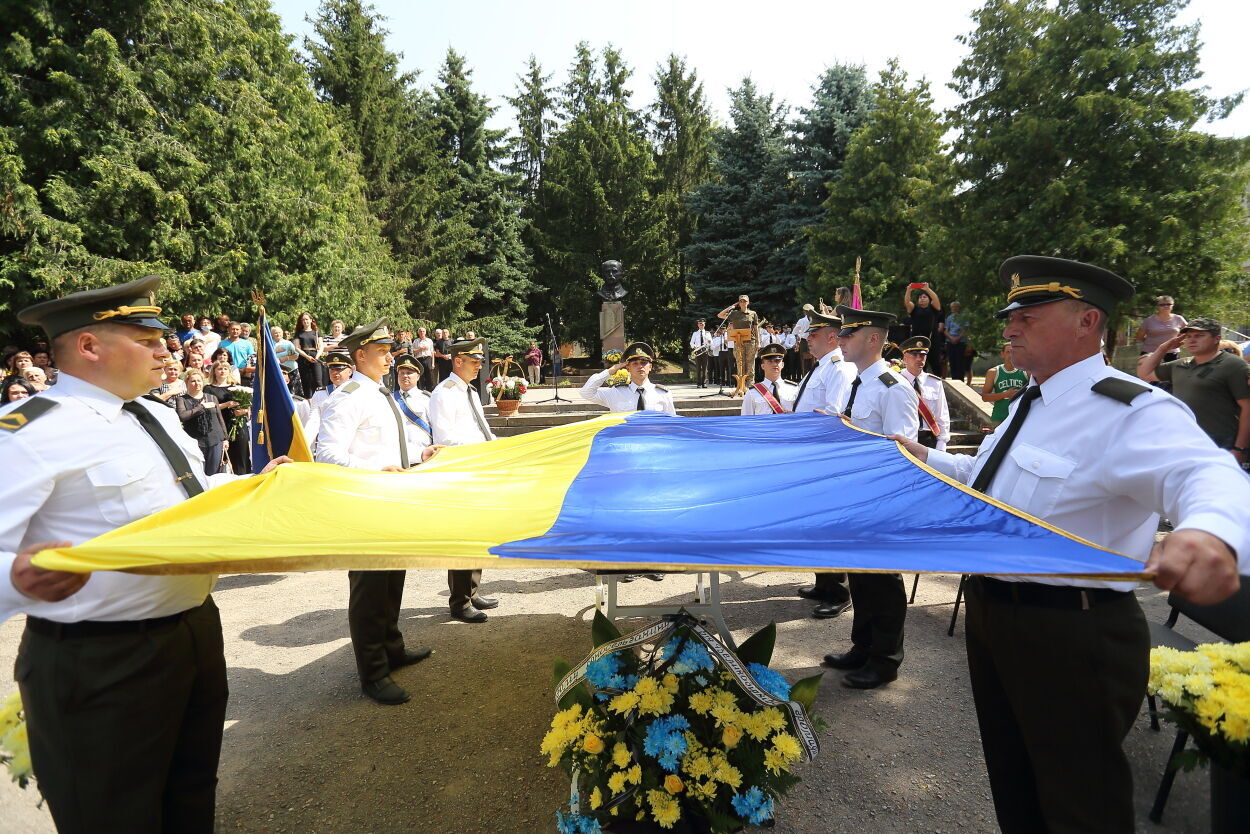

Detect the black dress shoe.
[
  {"left": 619, "top": 574, "right": 638, "bottom": 583},
  {"left": 470, "top": 595, "right": 499, "bottom": 610},
  {"left": 811, "top": 600, "right": 852, "bottom": 619},
  {"left": 797, "top": 585, "right": 841, "bottom": 601},
  {"left": 450, "top": 606, "right": 488, "bottom": 623},
  {"left": 822, "top": 651, "right": 868, "bottom": 670},
  {"left": 391, "top": 647, "right": 433, "bottom": 668},
  {"left": 642, "top": 573, "right": 666, "bottom": 582},
  {"left": 362, "top": 675, "right": 411, "bottom": 705},
  {"left": 842, "top": 665, "right": 898, "bottom": 690}
]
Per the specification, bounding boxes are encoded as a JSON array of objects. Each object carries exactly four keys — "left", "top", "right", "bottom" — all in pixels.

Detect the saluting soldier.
[
  {"left": 894, "top": 256, "right": 1248, "bottom": 833},
  {"left": 580, "top": 342, "right": 677, "bottom": 416},
  {"left": 315, "top": 319, "right": 440, "bottom": 706},
  {"left": 717, "top": 295, "right": 761, "bottom": 396},
  {"left": 822, "top": 306, "right": 919, "bottom": 689},
  {"left": 897, "top": 336, "right": 951, "bottom": 451},
  {"left": 428, "top": 338, "right": 500, "bottom": 622},
  {"left": 791, "top": 305, "right": 856, "bottom": 619},
  {"left": 0, "top": 276, "right": 291, "bottom": 832},
  {"left": 741, "top": 343, "right": 797, "bottom": 414}
]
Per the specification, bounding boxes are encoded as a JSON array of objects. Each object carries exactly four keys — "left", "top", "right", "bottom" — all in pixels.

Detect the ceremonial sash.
[
  {"left": 752, "top": 382, "right": 786, "bottom": 414},
  {"left": 391, "top": 390, "right": 432, "bottom": 436},
  {"left": 912, "top": 380, "right": 940, "bottom": 435}
]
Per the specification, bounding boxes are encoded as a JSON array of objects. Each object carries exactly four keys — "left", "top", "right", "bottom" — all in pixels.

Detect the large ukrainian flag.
[{"left": 34, "top": 413, "right": 1146, "bottom": 579}]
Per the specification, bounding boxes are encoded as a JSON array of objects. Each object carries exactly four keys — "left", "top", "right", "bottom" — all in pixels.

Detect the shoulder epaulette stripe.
[
  {"left": 1091, "top": 377, "right": 1151, "bottom": 406},
  {"left": 878, "top": 372, "right": 899, "bottom": 387},
  {"left": 339, "top": 381, "right": 361, "bottom": 394},
  {"left": 0, "top": 397, "right": 59, "bottom": 433}
]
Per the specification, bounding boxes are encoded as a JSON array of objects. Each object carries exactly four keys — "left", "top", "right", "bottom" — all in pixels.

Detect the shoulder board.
[
  {"left": 878, "top": 372, "right": 899, "bottom": 387},
  {"left": 0, "top": 397, "right": 60, "bottom": 434},
  {"left": 1091, "top": 378, "right": 1152, "bottom": 406},
  {"left": 653, "top": 385, "right": 669, "bottom": 393},
  {"left": 440, "top": 378, "right": 457, "bottom": 389},
  {"left": 292, "top": 394, "right": 306, "bottom": 402},
  {"left": 339, "top": 381, "right": 361, "bottom": 394}
]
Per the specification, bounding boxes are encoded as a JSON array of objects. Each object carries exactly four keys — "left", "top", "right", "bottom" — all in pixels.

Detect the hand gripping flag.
[
  {"left": 250, "top": 306, "right": 312, "bottom": 471},
  {"left": 35, "top": 413, "right": 1147, "bottom": 580}
]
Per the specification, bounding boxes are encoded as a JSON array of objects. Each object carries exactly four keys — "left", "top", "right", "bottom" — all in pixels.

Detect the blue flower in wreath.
[
  {"left": 748, "top": 663, "right": 792, "bottom": 701},
  {"left": 660, "top": 638, "right": 715, "bottom": 676},
  {"left": 731, "top": 786, "right": 774, "bottom": 825},
  {"left": 557, "top": 808, "right": 603, "bottom": 834},
  {"left": 643, "top": 714, "right": 691, "bottom": 772},
  {"left": 585, "top": 653, "right": 621, "bottom": 689}
]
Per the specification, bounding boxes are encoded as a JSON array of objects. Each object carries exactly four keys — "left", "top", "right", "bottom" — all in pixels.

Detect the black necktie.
[
  {"left": 970, "top": 385, "right": 1042, "bottom": 493},
  {"left": 122, "top": 401, "right": 205, "bottom": 498},
  {"left": 842, "top": 377, "right": 862, "bottom": 417},
  {"left": 379, "top": 387, "right": 410, "bottom": 468},
  {"left": 468, "top": 383, "right": 492, "bottom": 440},
  {"left": 793, "top": 366, "right": 815, "bottom": 410},
  {"left": 636, "top": 386, "right": 646, "bottom": 411}
]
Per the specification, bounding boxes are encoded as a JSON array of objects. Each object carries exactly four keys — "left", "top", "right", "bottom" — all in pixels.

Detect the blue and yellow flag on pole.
[
  {"left": 250, "top": 306, "right": 312, "bottom": 471},
  {"left": 36, "top": 413, "right": 1147, "bottom": 580}
]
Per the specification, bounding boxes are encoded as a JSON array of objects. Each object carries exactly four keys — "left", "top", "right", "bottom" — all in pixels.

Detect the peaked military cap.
[
  {"left": 339, "top": 318, "right": 395, "bottom": 352},
  {"left": 899, "top": 336, "right": 931, "bottom": 353},
  {"left": 448, "top": 337, "right": 487, "bottom": 358},
  {"left": 802, "top": 303, "right": 841, "bottom": 330},
  {"left": 996, "top": 255, "right": 1134, "bottom": 318},
  {"left": 835, "top": 305, "right": 896, "bottom": 337},
  {"left": 757, "top": 342, "right": 786, "bottom": 360},
  {"left": 621, "top": 341, "right": 656, "bottom": 363},
  {"left": 322, "top": 349, "right": 354, "bottom": 368},
  {"left": 393, "top": 351, "right": 421, "bottom": 370},
  {"left": 19, "top": 274, "right": 170, "bottom": 339}
]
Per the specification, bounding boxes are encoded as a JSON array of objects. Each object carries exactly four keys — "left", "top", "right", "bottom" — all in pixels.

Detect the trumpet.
[{"left": 690, "top": 321, "right": 726, "bottom": 360}]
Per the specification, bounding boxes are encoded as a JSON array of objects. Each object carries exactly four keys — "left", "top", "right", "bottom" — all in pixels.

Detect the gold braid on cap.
[
  {"left": 1006, "top": 282, "right": 1083, "bottom": 302},
  {"left": 840, "top": 319, "right": 872, "bottom": 330},
  {"left": 92, "top": 304, "right": 162, "bottom": 321}
]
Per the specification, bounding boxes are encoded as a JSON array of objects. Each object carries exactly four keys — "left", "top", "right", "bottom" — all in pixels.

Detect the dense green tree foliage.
[
  {"left": 807, "top": 60, "right": 950, "bottom": 309},
  {"left": 0, "top": 0, "right": 404, "bottom": 339}
]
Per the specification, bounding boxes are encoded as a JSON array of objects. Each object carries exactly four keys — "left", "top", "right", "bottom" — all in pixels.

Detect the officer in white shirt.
[
  {"left": 740, "top": 343, "right": 797, "bottom": 414},
  {"left": 709, "top": 331, "right": 725, "bottom": 387},
  {"left": 791, "top": 306, "right": 855, "bottom": 618},
  {"left": 580, "top": 342, "right": 678, "bottom": 416},
  {"left": 316, "top": 319, "right": 440, "bottom": 705},
  {"left": 392, "top": 351, "right": 434, "bottom": 451},
  {"left": 302, "top": 349, "right": 354, "bottom": 448},
  {"left": 428, "top": 338, "right": 500, "bottom": 622},
  {"left": 896, "top": 256, "right": 1249, "bottom": 833},
  {"left": 689, "top": 319, "right": 712, "bottom": 388},
  {"left": 822, "top": 306, "right": 918, "bottom": 691},
  {"left": 0, "top": 276, "right": 291, "bottom": 833},
  {"left": 897, "top": 336, "right": 951, "bottom": 451}
]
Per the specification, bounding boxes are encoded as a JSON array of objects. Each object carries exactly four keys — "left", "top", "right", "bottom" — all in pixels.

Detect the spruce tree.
[
  {"left": 506, "top": 56, "right": 557, "bottom": 203},
  {"left": 431, "top": 49, "right": 538, "bottom": 357},
  {"left": 807, "top": 60, "right": 950, "bottom": 308},
  {"left": 0, "top": 0, "right": 405, "bottom": 338},
  {"left": 683, "top": 79, "right": 795, "bottom": 326},
  {"left": 940, "top": 0, "right": 1250, "bottom": 328}
]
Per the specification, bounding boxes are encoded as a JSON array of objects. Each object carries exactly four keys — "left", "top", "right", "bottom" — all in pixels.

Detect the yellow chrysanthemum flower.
[
  {"left": 763, "top": 747, "right": 786, "bottom": 775},
  {"left": 688, "top": 691, "right": 713, "bottom": 714},
  {"left": 612, "top": 742, "right": 631, "bottom": 769},
  {"left": 627, "top": 764, "right": 642, "bottom": 785},
  {"left": 608, "top": 771, "right": 627, "bottom": 795},
  {"left": 609, "top": 691, "right": 640, "bottom": 715},
  {"left": 648, "top": 789, "right": 681, "bottom": 828},
  {"left": 638, "top": 689, "right": 675, "bottom": 716},
  {"left": 772, "top": 732, "right": 802, "bottom": 762},
  {"left": 589, "top": 786, "right": 603, "bottom": 810},
  {"left": 683, "top": 753, "right": 712, "bottom": 780}
]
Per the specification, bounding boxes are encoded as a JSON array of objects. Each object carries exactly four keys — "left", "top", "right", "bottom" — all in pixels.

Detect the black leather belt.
[
  {"left": 972, "top": 576, "right": 1130, "bottom": 611},
  {"left": 26, "top": 609, "right": 189, "bottom": 639}
]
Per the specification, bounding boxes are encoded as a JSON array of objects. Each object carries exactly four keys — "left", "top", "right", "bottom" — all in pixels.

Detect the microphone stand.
[{"left": 534, "top": 312, "right": 569, "bottom": 404}]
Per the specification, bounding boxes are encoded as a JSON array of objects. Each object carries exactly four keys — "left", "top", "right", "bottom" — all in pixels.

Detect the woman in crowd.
[
  {"left": 195, "top": 315, "right": 222, "bottom": 357},
  {"left": 206, "top": 360, "right": 250, "bottom": 474},
  {"left": 164, "top": 333, "right": 185, "bottom": 365},
  {"left": 903, "top": 285, "right": 943, "bottom": 374},
  {"left": 150, "top": 360, "right": 186, "bottom": 404},
  {"left": 6, "top": 350, "right": 34, "bottom": 377},
  {"left": 1, "top": 378, "right": 36, "bottom": 404},
  {"left": 175, "top": 368, "right": 231, "bottom": 475},
  {"left": 293, "top": 311, "right": 324, "bottom": 397},
  {"left": 183, "top": 339, "right": 210, "bottom": 373},
  {"left": 322, "top": 319, "right": 346, "bottom": 351},
  {"left": 1134, "top": 295, "right": 1186, "bottom": 362}
]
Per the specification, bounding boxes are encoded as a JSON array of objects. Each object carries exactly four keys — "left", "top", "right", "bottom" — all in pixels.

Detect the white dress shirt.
[
  {"left": 413, "top": 337, "right": 435, "bottom": 359},
  {"left": 429, "top": 373, "right": 496, "bottom": 446},
  {"left": 793, "top": 316, "right": 810, "bottom": 341},
  {"left": 689, "top": 329, "right": 711, "bottom": 350},
  {"left": 397, "top": 386, "right": 434, "bottom": 451},
  {"left": 709, "top": 335, "right": 724, "bottom": 357},
  {"left": 900, "top": 368, "right": 951, "bottom": 451},
  {"left": 793, "top": 352, "right": 854, "bottom": 414},
  {"left": 925, "top": 353, "right": 1250, "bottom": 589},
  {"left": 844, "top": 358, "right": 919, "bottom": 438},
  {"left": 0, "top": 373, "right": 235, "bottom": 623},
  {"left": 580, "top": 370, "right": 678, "bottom": 416},
  {"left": 741, "top": 378, "right": 798, "bottom": 414},
  {"left": 314, "top": 371, "right": 415, "bottom": 469}
]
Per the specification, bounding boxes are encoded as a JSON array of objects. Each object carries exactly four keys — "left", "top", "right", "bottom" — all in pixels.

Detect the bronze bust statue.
[{"left": 596, "top": 259, "right": 627, "bottom": 301}]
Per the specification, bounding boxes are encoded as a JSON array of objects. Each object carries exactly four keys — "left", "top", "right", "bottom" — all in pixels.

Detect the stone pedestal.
[{"left": 599, "top": 301, "right": 625, "bottom": 364}]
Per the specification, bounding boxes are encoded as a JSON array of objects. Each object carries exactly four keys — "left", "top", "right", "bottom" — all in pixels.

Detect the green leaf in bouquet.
[
  {"left": 552, "top": 658, "right": 593, "bottom": 711},
  {"left": 553, "top": 658, "right": 572, "bottom": 690},
  {"left": 788, "top": 672, "right": 824, "bottom": 713},
  {"left": 735, "top": 621, "right": 776, "bottom": 666},
  {"left": 591, "top": 610, "right": 622, "bottom": 647}
]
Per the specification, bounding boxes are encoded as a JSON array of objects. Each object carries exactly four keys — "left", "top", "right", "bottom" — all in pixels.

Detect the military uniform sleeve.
[
  {"left": 0, "top": 436, "right": 58, "bottom": 621},
  {"left": 661, "top": 392, "right": 677, "bottom": 417},
  {"left": 882, "top": 381, "right": 920, "bottom": 439},
  {"left": 1154, "top": 360, "right": 1175, "bottom": 383},
  {"left": 580, "top": 369, "right": 613, "bottom": 407},
  {"left": 1098, "top": 401, "right": 1250, "bottom": 569},
  {"left": 823, "top": 365, "right": 851, "bottom": 414},
  {"left": 935, "top": 383, "right": 951, "bottom": 451},
  {"left": 314, "top": 394, "right": 365, "bottom": 468}
]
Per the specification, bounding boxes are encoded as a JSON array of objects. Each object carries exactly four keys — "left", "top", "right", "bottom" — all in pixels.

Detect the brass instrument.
[{"left": 690, "top": 320, "right": 726, "bottom": 360}]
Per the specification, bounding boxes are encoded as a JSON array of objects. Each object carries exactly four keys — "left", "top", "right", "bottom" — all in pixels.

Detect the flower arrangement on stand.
[
  {"left": 1149, "top": 642, "right": 1250, "bottom": 832},
  {"left": 489, "top": 374, "right": 528, "bottom": 416},
  {"left": 0, "top": 691, "right": 33, "bottom": 788},
  {"left": 542, "top": 611, "right": 823, "bottom": 833}
]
